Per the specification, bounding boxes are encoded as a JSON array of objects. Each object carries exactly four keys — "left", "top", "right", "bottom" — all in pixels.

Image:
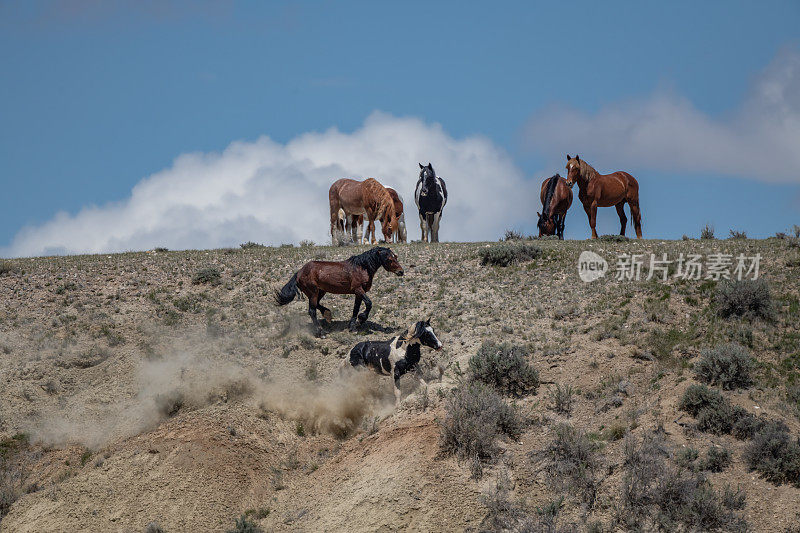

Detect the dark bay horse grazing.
[
  {"left": 274, "top": 247, "right": 404, "bottom": 336},
  {"left": 386, "top": 187, "right": 407, "bottom": 243},
  {"left": 347, "top": 319, "right": 442, "bottom": 405},
  {"left": 537, "top": 173, "right": 573, "bottom": 240},
  {"left": 565, "top": 155, "right": 642, "bottom": 239},
  {"left": 414, "top": 163, "right": 447, "bottom": 242},
  {"left": 329, "top": 178, "right": 397, "bottom": 244}
]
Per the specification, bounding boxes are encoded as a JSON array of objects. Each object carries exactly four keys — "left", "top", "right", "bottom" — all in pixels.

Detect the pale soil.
[{"left": 1, "top": 238, "right": 799, "bottom": 532}]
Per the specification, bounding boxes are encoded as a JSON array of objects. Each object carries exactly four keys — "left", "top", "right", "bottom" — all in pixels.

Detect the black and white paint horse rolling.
[
  {"left": 415, "top": 163, "right": 447, "bottom": 242},
  {"left": 348, "top": 319, "right": 442, "bottom": 405}
]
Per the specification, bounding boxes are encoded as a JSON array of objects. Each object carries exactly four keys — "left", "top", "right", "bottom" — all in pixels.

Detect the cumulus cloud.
[
  {"left": 523, "top": 48, "right": 800, "bottom": 183},
  {"left": 2, "top": 112, "right": 533, "bottom": 257}
]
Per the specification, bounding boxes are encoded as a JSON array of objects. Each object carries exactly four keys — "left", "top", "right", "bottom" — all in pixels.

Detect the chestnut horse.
[
  {"left": 329, "top": 178, "right": 397, "bottom": 244},
  {"left": 565, "top": 155, "right": 642, "bottom": 239},
  {"left": 274, "top": 247, "right": 404, "bottom": 337},
  {"left": 537, "top": 174, "right": 572, "bottom": 240},
  {"left": 386, "top": 187, "right": 407, "bottom": 243}
]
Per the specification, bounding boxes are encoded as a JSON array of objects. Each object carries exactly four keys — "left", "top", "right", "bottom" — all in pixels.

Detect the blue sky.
[{"left": 1, "top": 1, "right": 799, "bottom": 255}]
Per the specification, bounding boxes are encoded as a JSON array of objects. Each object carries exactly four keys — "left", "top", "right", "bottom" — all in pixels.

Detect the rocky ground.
[{"left": 1, "top": 236, "right": 800, "bottom": 532}]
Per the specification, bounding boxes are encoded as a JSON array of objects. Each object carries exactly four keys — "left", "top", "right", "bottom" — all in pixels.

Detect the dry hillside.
[{"left": 2, "top": 237, "right": 800, "bottom": 532}]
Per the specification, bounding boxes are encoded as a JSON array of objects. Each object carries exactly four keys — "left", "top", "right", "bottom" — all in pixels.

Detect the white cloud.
[
  {"left": 3, "top": 112, "right": 533, "bottom": 257},
  {"left": 523, "top": 48, "right": 800, "bottom": 183}
]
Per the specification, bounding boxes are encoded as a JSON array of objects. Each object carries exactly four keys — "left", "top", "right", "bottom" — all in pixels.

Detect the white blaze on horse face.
[{"left": 426, "top": 326, "right": 442, "bottom": 349}]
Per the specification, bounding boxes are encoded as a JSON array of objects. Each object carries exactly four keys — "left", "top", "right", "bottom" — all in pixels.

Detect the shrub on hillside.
[
  {"left": 192, "top": 267, "right": 222, "bottom": 286},
  {"left": 543, "top": 424, "right": 599, "bottom": 505},
  {"left": 715, "top": 279, "right": 773, "bottom": 320},
  {"left": 503, "top": 229, "right": 525, "bottom": 241},
  {"left": 679, "top": 384, "right": 725, "bottom": 417},
  {"left": 729, "top": 229, "right": 747, "bottom": 239},
  {"left": 469, "top": 342, "right": 539, "bottom": 397},
  {"left": 694, "top": 343, "right": 754, "bottom": 390},
  {"left": 744, "top": 422, "right": 800, "bottom": 487},
  {"left": 700, "top": 224, "right": 715, "bottom": 239},
  {"left": 239, "top": 241, "right": 265, "bottom": 249},
  {"left": 619, "top": 431, "right": 747, "bottom": 531},
  {"left": 479, "top": 242, "right": 541, "bottom": 267},
  {"left": 701, "top": 446, "right": 731, "bottom": 472},
  {"left": 226, "top": 514, "right": 263, "bottom": 533},
  {"left": 440, "top": 382, "right": 522, "bottom": 478}
]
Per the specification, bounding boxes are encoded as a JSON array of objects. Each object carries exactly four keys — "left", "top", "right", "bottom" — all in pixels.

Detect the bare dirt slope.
[{"left": 1, "top": 238, "right": 800, "bottom": 532}]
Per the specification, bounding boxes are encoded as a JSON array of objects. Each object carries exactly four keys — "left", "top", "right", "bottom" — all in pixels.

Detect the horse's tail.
[{"left": 274, "top": 272, "right": 301, "bottom": 306}]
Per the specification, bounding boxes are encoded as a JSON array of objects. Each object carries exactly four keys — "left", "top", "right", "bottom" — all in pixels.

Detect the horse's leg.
[
  {"left": 316, "top": 290, "right": 332, "bottom": 323},
  {"left": 349, "top": 293, "right": 363, "bottom": 332},
  {"left": 431, "top": 213, "right": 441, "bottom": 242},
  {"left": 358, "top": 292, "right": 372, "bottom": 324},
  {"left": 559, "top": 213, "right": 567, "bottom": 240},
  {"left": 330, "top": 209, "right": 341, "bottom": 245},
  {"left": 307, "top": 292, "right": 325, "bottom": 337},
  {"left": 367, "top": 218, "right": 376, "bottom": 245},
  {"left": 583, "top": 204, "right": 597, "bottom": 239},
  {"left": 615, "top": 202, "right": 628, "bottom": 236},
  {"left": 419, "top": 213, "right": 427, "bottom": 242},
  {"left": 629, "top": 199, "right": 643, "bottom": 239}
]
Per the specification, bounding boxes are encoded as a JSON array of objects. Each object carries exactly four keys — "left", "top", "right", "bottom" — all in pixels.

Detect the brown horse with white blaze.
[
  {"left": 537, "top": 174, "right": 572, "bottom": 240},
  {"left": 329, "top": 178, "right": 397, "bottom": 244},
  {"left": 274, "top": 247, "right": 404, "bottom": 337},
  {"left": 565, "top": 155, "right": 642, "bottom": 239}
]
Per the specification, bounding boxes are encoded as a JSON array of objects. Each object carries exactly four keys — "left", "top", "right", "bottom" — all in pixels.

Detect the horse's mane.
[
  {"left": 346, "top": 246, "right": 388, "bottom": 274},
  {"left": 542, "top": 174, "right": 560, "bottom": 216},
  {"left": 578, "top": 159, "right": 600, "bottom": 182}
]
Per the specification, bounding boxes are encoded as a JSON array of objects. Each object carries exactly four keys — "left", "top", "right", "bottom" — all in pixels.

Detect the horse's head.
[
  {"left": 565, "top": 154, "right": 581, "bottom": 188},
  {"left": 404, "top": 318, "right": 442, "bottom": 350},
  {"left": 418, "top": 162, "right": 437, "bottom": 196},
  {"left": 377, "top": 247, "right": 404, "bottom": 276},
  {"left": 537, "top": 212, "right": 556, "bottom": 236},
  {"left": 378, "top": 199, "right": 398, "bottom": 243}
]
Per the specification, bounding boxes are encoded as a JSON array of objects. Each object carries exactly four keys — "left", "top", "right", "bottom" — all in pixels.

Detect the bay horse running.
[
  {"left": 565, "top": 155, "right": 642, "bottom": 239},
  {"left": 274, "top": 247, "right": 404, "bottom": 337},
  {"left": 385, "top": 187, "right": 407, "bottom": 243},
  {"left": 329, "top": 178, "right": 398, "bottom": 244},
  {"left": 347, "top": 319, "right": 442, "bottom": 405},
  {"left": 415, "top": 163, "right": 447, "bottom": 242},
  {"left": 537, "top": 173, "right": 573, "bottom": 240}
]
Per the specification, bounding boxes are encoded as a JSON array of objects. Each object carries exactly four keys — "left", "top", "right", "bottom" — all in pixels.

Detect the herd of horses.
[
  {"left": 329, "top": 163, "right": 448, "bottom": 245},
  {"left": 327, "top": 156, "right": 642, "bottom": 245},
  {"left": 277, "top": 156, "right": 644, "bottom": 402}
]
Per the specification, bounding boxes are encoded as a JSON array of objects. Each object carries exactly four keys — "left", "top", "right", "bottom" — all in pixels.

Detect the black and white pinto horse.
[
  {"left": 414, "top": 163, "right": 447, "bottom": 242},
  {"left": 347, "top": 319, "right": 442, "bottom": 405}
]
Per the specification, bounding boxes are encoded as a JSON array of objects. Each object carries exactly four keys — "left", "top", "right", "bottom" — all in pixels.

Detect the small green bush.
[
  {"left": 694, "top": 343, "right": 754, "bottom": 390},
  {"left": 728, "top": 229, "right": 747, "bottom": 239},
  {"left": 226, "top": 514, "right": 263, "bottom": 533},
  {"left": 701, "top": 446, "right": 731, "bottom": 472},
  {"left": 599, "top": 234, "right": 628, "bottom": 242},
  {"left": 239, "top": 241, "right": 265, "bottom": 249},
  {"left": 619, "top": 431, "right": 747, "bottom": 532},
  {"left": 700, "top": 224, "right": 715, "bottom": 240},
  {"left": 503, "top": 229, "right": 525, "bottom": 241},
  {"left": 715, "top": 279, "right": 773, "bottom": 320},
  {"left": 744, "top": 421, "right": 800, "bottom": 486},
  {"left": 679, "top": 384, "right": 725, "bottom": 417},
  {"left": 549, "top": 383, "right": 574, "bottom": 415},
  {"left": 544, "top": 424, "right": 600, "bottom": 505},
  {"left": 440, "top": 382, "right": 522, "bottom": 477},
  {"left": 469, "top": 342, "right": 539, "bottom": 397},
  {"left": 479, "top": 242, "right": 542, "bottom": 267},
  {"left": 192, "top": 267, "right": 222, "bottom": 286},
  {"left": 0, "top": 262, "right": 20, "bottom": 276}
]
